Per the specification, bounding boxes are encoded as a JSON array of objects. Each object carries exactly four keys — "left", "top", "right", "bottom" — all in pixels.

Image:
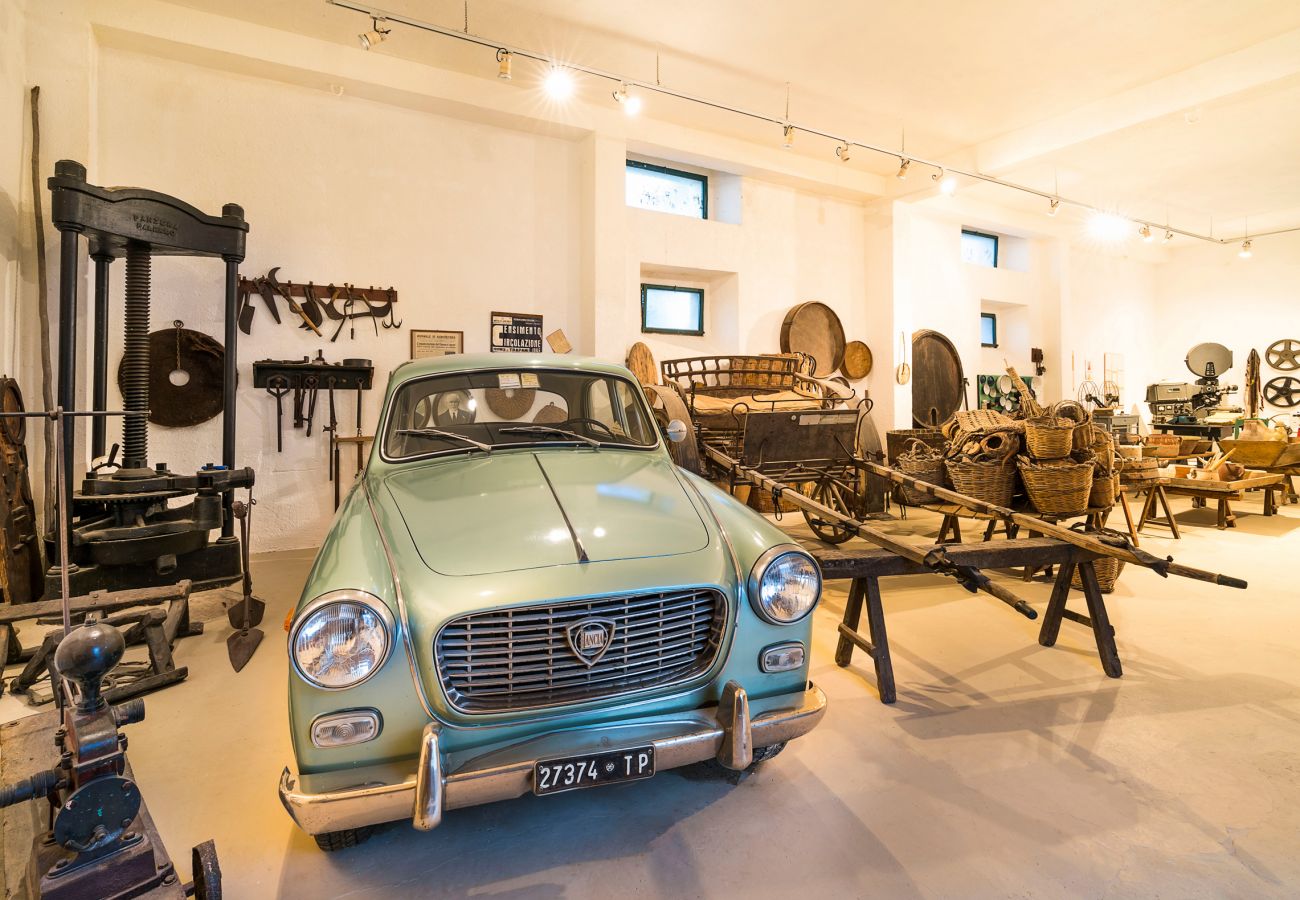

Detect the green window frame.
[
  {"left": 641, "top": 284, "right": 705, "bottom": 336},
  {"left": 626, "top": 160, "right": 709, "bottom": 220},
  {"left": 962, "top": 229, "right": 999, "bottom": 268},
  {"left": 981, "top": 312, "right": 998, "bottom": 348}
]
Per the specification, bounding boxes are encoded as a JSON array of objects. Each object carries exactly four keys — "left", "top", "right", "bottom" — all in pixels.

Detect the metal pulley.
[
  {"left": 1264, "top": 376, "right": 1300, "bottom": 408},
  {"left": 115, "top": 321, "right": 226, "bottom": 427}
]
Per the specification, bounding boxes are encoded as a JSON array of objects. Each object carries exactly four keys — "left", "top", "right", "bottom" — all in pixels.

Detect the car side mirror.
[{"left": 665, "top": 419, "right": 689, "bottom": 443}]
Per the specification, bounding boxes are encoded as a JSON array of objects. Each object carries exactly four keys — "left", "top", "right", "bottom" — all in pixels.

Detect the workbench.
[
  {"left": 1142, "top": 471, "right": 1285, "bottom": 531},
  {"left": 814, "top": 538, "right": 1119, "bottom": 704}
]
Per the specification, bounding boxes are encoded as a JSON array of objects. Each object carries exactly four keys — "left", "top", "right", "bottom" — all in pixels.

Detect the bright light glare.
[
  {"left": 623, "top": 94, "right": 642, "bottom": 116},
  {"left": 1087, "top": 212, "right": 1130, "bottom": 241},
  {"left": 939, "top": 176, "right": 957, "bottom": 196},
  {"left": 544, "top": 67, "right": 574, "bottom": 100}
]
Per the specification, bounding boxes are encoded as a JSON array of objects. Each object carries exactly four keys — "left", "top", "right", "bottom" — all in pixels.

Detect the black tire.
[
  {"left": 313, "top": 826, "right": 376, "bottom": 852},
  {"left": 684, "top": 742, "right": 788, "bottom": 784}
]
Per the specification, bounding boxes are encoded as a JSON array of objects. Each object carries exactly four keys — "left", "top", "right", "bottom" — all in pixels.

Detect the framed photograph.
[
  {"left": 410, "top": 329, "right": 463, "bottom": 359},
  {"left": 490, "top": 312, "right": 543, "bottom": 353}
]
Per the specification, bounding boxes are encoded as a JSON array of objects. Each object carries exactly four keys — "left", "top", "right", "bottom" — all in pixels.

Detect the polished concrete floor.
[{"left": 3, "top": 493, "right": 1298, "bottom": 898}]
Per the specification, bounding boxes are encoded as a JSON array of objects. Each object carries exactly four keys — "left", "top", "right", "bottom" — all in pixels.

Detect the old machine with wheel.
[
  {"left": 0, "top": 618, "right": 220, "bottom": 898},
  {"left": 1146, "top": 342, "right": 1241, "bottom": 438},
  {"left": 46, "top": 161, "right": 254, "bottom": 596}
]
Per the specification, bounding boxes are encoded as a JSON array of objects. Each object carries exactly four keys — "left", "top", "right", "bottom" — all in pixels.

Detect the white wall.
[
  {"left": 0, "top": 0, "right": 27, "bottom": 379},
  {"left": 94, "top": 47, "right": 582, "bottom": 549}
]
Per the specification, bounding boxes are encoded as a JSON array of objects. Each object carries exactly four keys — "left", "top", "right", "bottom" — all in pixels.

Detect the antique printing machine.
[{"left": 47, "top": 161, "right": 254, "bottom": 596}]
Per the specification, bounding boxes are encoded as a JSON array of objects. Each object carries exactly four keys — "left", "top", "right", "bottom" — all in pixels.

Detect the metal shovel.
[{"left": 227, "top": 498, "right": 266, "bottom": 672}]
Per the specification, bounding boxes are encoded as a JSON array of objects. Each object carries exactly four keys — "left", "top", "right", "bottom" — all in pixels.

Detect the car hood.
[{"left": 379, "top": 449, "right": 710, "bottom": 576}]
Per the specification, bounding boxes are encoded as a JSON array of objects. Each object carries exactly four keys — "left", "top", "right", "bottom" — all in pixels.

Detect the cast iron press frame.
[{"left": 48, "top": 160, "right": 253, "bottom": 596}]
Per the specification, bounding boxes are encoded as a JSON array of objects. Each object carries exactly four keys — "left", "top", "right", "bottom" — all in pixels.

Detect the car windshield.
[{"left": 383, "top": 368, "right": 660, "bottom": 460}]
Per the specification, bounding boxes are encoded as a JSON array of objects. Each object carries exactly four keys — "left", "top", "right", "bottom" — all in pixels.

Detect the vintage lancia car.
[{"left": 279, "top": 354, "right": 826, "bottom": 850}]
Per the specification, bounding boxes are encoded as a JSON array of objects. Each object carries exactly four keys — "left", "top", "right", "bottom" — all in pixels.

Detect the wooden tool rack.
[{"left": 815, "top": 538, "right": 1121, "bottom": 704}]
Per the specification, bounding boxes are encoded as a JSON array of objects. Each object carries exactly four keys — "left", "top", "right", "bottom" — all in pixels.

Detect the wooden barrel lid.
[
  {"left": 779, "top": 302, "right": 845, "bottom": 377},
  {"left": 911, "top": 329, "right": 965, "bottom": 427},
  {"left": 841, "top": 341, "right": 873, "bottom": 379},
  {"left": 626, "top": 342, "right": 657, "bottom": 385}
]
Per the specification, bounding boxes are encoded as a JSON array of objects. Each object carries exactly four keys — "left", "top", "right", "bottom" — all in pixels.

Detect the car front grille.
[{"left": 435, "top": 588, "right": 727, "bottom": 713}]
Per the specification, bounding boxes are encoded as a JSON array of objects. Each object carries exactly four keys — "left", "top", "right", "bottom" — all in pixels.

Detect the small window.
[
  {"left": 626, "top": 161, "right": 707, "bottom": 219},
  {"left": 962, "top": 229, "right": 999, "bottom": 268},
  {"left": 641, "top": 284, "right": 704, "bottom": 336},
  {"left": 980, "top": 312, "right": 998, "bottom": 348}
]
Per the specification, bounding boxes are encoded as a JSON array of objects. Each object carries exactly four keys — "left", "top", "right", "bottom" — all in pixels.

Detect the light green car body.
[{"left": 281, "top": 354, "right": 825, "bottom": 840}]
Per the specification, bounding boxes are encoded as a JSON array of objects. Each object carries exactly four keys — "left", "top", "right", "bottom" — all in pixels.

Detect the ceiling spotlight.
[
  {"left": 497, "top": 49, "right": 512, "bottom": 80},
  {"left": 612, "top": 84, "right": 641, "bottom": 116},
  {"left": 836, "top": 142, "right": 851, "bottom": 162},
  {"left": 543, "top": 66, "right": 574, "bottom": 100},
  {"left": 938, "top": 175, "right": 957, "bottom": 196},
  {"left": 783, "top": 124, "right": 794, "bottom": 150},
  {"left": 1140, "top": 224, "right": 1153, "bottom": 242},
  {"left": 1239, "top": 239, "right": 1253, "bottom": 259},
  {"left": 359, "top": 17, "right": 390, "bottom": 51},
  {"left": 896, "top": 158, "right": 910, "bottom": 180},
  {"left": 1087, "top": 211, "right": 1130, "bottom": 241},
  {"left": 1163, "top": 229, "right": 1173, "bottom": 244},
  {"left": 1048, "top": 198, "right": 1060, "bottom": 217}
]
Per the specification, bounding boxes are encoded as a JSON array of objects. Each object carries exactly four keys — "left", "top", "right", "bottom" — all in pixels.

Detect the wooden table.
[
  {"left": 815, "top": 538, "right": 1121, "bottom": 704},
  {"left": 1144, "top": 471, "right": 1285, "bottom": 530}
]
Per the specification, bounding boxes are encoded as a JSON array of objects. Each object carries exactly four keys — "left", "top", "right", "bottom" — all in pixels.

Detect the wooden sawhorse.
[{"left": 815, "top": 538, "right": 1121, "bottom": 704}]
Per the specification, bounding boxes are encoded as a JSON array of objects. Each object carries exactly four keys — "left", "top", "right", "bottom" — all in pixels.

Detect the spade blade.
[
  {"left": 226, "top": 595, "right": 267, "bottom": 630},
  {"left": 227, "top": 627, "right": 265, "bottom": 673}
]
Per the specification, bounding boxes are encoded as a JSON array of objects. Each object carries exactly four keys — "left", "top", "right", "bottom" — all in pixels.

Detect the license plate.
[{"left": 533, "top": 746, "right": 655, "bottom": 796}]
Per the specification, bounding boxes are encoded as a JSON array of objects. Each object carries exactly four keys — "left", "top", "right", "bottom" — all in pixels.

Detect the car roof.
[{"left": 388, "top": 353, "right": 635, "bottom": 386}]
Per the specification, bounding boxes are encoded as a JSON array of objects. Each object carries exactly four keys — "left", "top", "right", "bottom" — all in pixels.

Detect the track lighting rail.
[{"left": 326, "top": 0, "right": 1297, "bottom": 246}]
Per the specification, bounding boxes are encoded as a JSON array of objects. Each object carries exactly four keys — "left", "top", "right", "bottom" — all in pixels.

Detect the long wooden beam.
[
  {"left": 858, "top": 460, "right": 1247, "bottom": 589},
  {"left": 702, "top": 444, "right": 1039, "bottom": 619}
]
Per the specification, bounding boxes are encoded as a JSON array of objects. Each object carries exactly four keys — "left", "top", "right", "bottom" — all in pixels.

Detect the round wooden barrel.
[
  {"left": 911, "top": 329, "right": 965, "bottom": 427},
  {"left": 841, "top": 341, "right": 873, "bottom": 379},
  {"left": 780, "top": 301, "right": 846, "bottom": 378},
  {"left": 626, "top": 341, "right": 657, "bottom": 385}
]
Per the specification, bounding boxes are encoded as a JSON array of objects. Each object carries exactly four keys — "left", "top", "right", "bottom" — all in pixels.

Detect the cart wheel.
[{"left": 803, "top": 476, "right": 856, "bottom": 544}]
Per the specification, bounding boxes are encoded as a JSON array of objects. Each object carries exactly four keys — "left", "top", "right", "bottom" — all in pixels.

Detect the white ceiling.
[{"left": 165, "top": 0, "right": 1300, "bottom": 235}]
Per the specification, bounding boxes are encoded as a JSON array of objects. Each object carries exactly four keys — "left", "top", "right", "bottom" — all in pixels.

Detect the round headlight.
[
  {"left": 749, "top": 547, "right": 821, "bottom": 624},
  {"left": 291, "top": 592, "right": 394, "bottom": 689}
]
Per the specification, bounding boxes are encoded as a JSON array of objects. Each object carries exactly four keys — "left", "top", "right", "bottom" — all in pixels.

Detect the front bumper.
[{"left": 279, "top": 681, "right": 826, "bottom": 836}]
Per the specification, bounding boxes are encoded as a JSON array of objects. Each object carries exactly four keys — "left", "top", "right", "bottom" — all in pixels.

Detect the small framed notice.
[
  {"left": 490, "top": 311, "right": 543, "bottom": 353},
  {"left": 410, "top": 330, "right": 463, "bottom": 359}
]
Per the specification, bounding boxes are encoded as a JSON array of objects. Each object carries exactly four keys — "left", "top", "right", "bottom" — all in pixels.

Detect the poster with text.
[{"left": 490, "top": 312, "right": 543, "bottom": 353}]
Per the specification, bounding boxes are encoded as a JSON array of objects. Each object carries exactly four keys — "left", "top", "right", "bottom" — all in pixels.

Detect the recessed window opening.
[
  {"left": 980, "top": 312, "right": 998, "bottom": 348},
  {"left": 641, "top": 284, "right": 704, "bottom": 336},
  {"left": 626, "top": 160, "right": 708, "bottom": 219},
  {"left": 962, "top": 229, "right": 999, "bottom": 268}
]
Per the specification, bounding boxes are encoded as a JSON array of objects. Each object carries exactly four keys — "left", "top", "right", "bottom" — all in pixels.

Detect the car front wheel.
[{"left": 313, "top": 825, "right": 377, "bottom": 852}]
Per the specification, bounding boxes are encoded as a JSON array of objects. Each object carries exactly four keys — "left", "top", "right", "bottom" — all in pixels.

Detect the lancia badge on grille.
[{"left": 566, "top": 617, "right": 616, "bottom": 667}]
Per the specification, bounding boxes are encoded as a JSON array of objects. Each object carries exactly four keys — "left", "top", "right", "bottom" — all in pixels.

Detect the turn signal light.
[
  {"left": 311, "top": 710, "right": 382, "bottom": 748},
  {"left": 760, "top": 642, "right": 806, "bottom": 673}
]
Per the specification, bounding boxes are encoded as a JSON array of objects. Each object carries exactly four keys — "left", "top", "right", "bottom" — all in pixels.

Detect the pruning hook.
[{"left": 383, "top": 288, "right": 402, "bottom": 329}]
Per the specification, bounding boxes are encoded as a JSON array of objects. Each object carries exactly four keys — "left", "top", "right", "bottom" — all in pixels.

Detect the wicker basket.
[
  {"left": 886, "top": 428, "right": 945, "bottom": 464},
  {"left": 1088, "top": 472, "right": 1119, "bottom": 508},
  {"left": 1018, "top": 459, "right": 1094, "bottom": 517},
  {"left": 1024, "top": 416, "right": 1076, "bottom": 460},
  {"left": 1072, "top": 557, "right": 1124, "bottom": 593},
  {"left": 1144, "top": 433, "right": 1182, "bottom": 458},
  {"left": 947, "top": 457, "right": 1018, "bottom": 506},
  {"left": 897, "top": 439, "right": 946, "bottom": 505}
]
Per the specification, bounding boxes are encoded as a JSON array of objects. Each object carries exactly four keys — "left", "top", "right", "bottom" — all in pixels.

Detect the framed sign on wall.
[
  {"left": 410, "top": 329, "right": 463, "bottom": 359},
  {"left": 490, "top": 311, "right": 543, "bottom": 353}
]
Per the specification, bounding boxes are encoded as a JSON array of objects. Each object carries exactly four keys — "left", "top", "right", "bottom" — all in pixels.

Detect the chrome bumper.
[{"left": 279, "top": 681, "right": 826, "bottom": 836}]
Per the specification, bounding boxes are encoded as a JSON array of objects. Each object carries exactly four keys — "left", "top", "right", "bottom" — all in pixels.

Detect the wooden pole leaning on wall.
[{"left": 30, "top": 86, "right": 57, "bottom": 535}]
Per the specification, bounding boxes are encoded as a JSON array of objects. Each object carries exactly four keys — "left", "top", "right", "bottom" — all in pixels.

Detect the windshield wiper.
[
  {"left": 396, "top": 428, "right": 493, "bottom": 453},
  {"left": 498, "top": 425, "right": 602, "bottom": 448}
]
